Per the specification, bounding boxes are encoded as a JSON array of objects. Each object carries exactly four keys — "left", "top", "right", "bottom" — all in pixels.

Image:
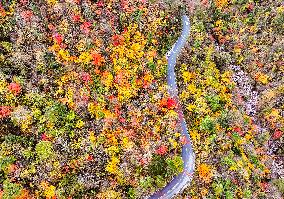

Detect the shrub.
[
  {"left": 2, "top": 180, "right": 23, "bottom": 199},
  {"left": 35, "top": 141, "right": 54, "bottom": 161},
  {"left": 200, "top": 116, "right": 216, "bottom": 133}
]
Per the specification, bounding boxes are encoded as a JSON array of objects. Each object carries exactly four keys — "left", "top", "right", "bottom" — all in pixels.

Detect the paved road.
[{"left": 149, "top": 15, "right": 195, "bottom": 199}]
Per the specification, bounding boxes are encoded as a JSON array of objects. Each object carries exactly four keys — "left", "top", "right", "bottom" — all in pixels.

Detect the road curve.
[{"left": 149, "top": 15, "right": 195, "bottom": 199}]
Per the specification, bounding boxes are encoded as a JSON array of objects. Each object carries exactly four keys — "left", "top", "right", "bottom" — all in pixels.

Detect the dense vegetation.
[{"left": 0, "top": 0, "right": 283, "bottom": 198}]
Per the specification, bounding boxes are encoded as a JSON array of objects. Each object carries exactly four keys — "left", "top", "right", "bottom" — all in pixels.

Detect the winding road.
[{"left": 149, "top": 15, "right": 195, "bottom": 199}]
